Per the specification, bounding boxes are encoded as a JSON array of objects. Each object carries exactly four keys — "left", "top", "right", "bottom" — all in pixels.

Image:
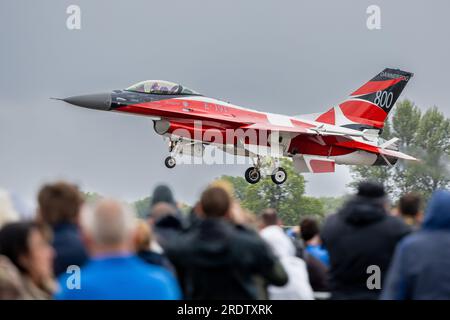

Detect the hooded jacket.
[
  {"left": 381, "top": 190, "right": 450, "bottom": 300},
  {"left": 165, "top": 218, "right": 288, "bottom": 300},
  {"left": 321, "top": 195, "right": 410, "bottom": 300}
]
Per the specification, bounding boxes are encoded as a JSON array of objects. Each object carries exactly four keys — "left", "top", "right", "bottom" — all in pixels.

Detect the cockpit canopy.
[{"left": 125, "top": 80, "right": 200, "bottom": 95}]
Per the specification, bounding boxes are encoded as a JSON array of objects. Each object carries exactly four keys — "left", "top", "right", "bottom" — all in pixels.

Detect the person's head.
[
  {"left": 421, "top": 190, "right": 450, "bottom": 231},
  {"left": 259, "top": 208, "right": 280, "bottom": 229},
  {"left": 151, "top": 185, "right": 176, "bottom": 207},
  {"left": 200, "top": 186, "right": 231, "bottom": 218},
  {"left": 0, "top": 222, "right": 54, "bottom": 287},
  {"left": 299, "top": 217, "right": 320, "bottom": 243},
  {"left": 355, "top": 181, "right": 389, "bottom": 208},
  {"left": 81, "top": 198, "right": 137, "bottom": 255},
  {"left": 357, "top": 181, "right": 386, "bottom": 199},
  {"left": 133, "top": 220, "right": 153, "bottom": 252},
  {"left": 399, "top": 193, "right": 423, "bottom": 224},
  {"left": 37, "top": 181, "right": 83, "bottom": 226}
]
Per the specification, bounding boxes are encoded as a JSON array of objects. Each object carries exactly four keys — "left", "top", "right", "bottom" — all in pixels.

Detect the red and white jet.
[{"left": 58, "top": 68, "right": 416, "bottom": 184}]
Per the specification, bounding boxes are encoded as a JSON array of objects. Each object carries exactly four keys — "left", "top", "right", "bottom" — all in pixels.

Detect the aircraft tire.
[
  {"left": 165, "top": 156, "right": 176, "bottom": 169},
  {"left": 245, "top": 167, "right": 261, "bottom": 184},
  {"left": 271, "top": 167, "right": 287, "bottom": 185}
]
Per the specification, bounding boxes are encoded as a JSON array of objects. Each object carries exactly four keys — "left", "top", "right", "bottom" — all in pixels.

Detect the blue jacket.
[
  {"left": 305, "top": 244, "right": 330, "bottom": 268},
  {"left": 381, "top": 190, "right": 450, "bottom": 300},
  {"left": 52, "top": 223, "right": 89, "bottom": 276},
  {"left": 55, "top": 254, "right": 181, "bottom": 300}
]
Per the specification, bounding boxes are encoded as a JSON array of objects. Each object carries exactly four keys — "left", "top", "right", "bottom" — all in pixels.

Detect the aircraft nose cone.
[{"left": 63, "top": 93, "right": 112, "bottom": 110}]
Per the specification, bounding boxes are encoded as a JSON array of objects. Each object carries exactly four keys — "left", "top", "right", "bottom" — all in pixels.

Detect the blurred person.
[
  {"left": 300, "top": 217, "right": 330, "bottom": 267},
  {"left": 321, "top": 181, "right": 410, "bottom": 300},
  {"left": 134, "top": 219, "right": 175, "bottom": 273},
  {"left": 293, "top": 238, "right": 329, "bottom": 294},
  {"left": 0, "top": 222, "right": 56, "bottom": 299},
  {"left": 150, "top": 184, "right": 178, "bottom": 209},
  {"left": 398, "top": 192, "right": 423, "bottom": 229},
  {"left": 0, "top": 191, "right": 25, "bottom": 299},
  {"left": 382, "top": 190, "right": 450, "bottom": 300},
  {"left": 286, "top": 225, "right": 300, "bottom": 239},
  {"left": 0, "top": 255, "right": 24, "bottom": 299},
  {"left": 165, "top": 186, "right": 288, "bottom": 300},
  {"left": 187, "top": 201, "right": 202, "bottom": 229},
  {"left": 37, "top": 182, "right": 88, "bottom": 276},
  {"left": 290, "top": 217, "right": 329, "bottom": 293},
  {"left": 211, "top": 179, "right": 258, "bottom": 227},
  {"left": 259, "top": 209, "right": 314, "bottom": 300},
  {"left": 148, "top": 185, "right": 185, "bottom": 249},
  {"left": 55, "top": 198, "right": 181, "bottom": 300},
  {"left": 148, "top": 202, "right": 184, "bottom": 249}
]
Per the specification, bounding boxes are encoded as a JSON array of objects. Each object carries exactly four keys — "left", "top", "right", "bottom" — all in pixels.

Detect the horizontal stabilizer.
[
  {"left": 379, "top": 148, "right": 418, "bottom": 161},
  {"left": 333, "top": 139, "right": 418, "bottom": 161}
]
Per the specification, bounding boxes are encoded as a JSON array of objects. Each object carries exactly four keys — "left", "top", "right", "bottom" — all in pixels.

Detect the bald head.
[{"left": 82, "top": 199, "right": 136, "bottom": 249}]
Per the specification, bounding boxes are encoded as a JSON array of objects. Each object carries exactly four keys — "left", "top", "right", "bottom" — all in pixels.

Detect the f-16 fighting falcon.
[{"left": 56, "top": 68, "right": 416, "bottom": 184}]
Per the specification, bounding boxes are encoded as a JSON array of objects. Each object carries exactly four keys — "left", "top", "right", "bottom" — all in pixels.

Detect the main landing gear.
[{"left": 244, "top": 157, "right": 288, "bottom": 185}]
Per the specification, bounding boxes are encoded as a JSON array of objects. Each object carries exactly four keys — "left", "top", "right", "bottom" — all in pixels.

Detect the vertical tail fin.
[{"left": 316, "top": 68, "right": 413, "bottom": 131}]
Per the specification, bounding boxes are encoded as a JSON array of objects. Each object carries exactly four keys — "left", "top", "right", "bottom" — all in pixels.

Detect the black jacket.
[
  {"left": 52, "top": 223, "right": 89, "bottom": 276},
  {"left": 321, "top": 196, "right": 410, "bottom": 300},
  {"left": 165, "top": 218, "right": 288, "bottom": 300}
]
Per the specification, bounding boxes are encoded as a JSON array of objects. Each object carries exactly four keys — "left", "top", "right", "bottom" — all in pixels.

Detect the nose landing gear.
[{"left": 164, "top": 139, "right": 181, "bottom": 169}]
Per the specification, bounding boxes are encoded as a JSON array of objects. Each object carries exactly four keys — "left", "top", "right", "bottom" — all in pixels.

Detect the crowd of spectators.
[{"left": 0, "top": 179, "right": 449, "bottom": 300}]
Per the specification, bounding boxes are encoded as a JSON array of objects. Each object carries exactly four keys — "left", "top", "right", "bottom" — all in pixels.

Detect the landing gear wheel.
[
  {"left": 271, "top": 167, "right": 287, "bottom": 185},
  {"left": 245, "top": 167, "right": 261, "bottom": 184},
  {"left": 164, "top": 156, "right": 176, "bottom": 169}
]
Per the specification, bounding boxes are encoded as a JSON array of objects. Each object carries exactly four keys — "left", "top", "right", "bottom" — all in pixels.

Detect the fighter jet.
[{"left": 57, "top": 68, "right": 416, "bottom": 184}]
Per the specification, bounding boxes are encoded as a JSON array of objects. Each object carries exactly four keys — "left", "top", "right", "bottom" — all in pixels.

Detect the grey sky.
[{"left": 1, "top": 0, "right": 449, "bottom": 207}]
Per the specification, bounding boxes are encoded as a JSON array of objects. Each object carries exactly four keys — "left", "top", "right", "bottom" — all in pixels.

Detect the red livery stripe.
[
  {"left": 309, "top": 159, "right": 335, "bottom": 173},
  {"left": 339, "top": 101, "right": 387, "bottom": 128},
  {"left": 351, "top": 79, "right": 402, "bottom": 96},
  {"left": 315, "top": 108, "right": 335, "bottom": 124}
]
